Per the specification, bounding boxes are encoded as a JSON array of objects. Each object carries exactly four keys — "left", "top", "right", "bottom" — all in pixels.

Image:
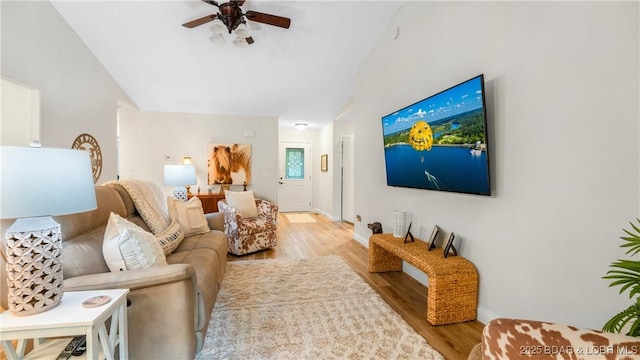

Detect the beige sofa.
[{"left": 0, "top": 184, "right": 227, "bottom": 359}]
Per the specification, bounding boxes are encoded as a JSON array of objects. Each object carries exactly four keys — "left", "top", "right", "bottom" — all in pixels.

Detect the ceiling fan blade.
[
  {"left": 245, "top": 10, "right": 291, "bottom": 29},
  {"left": 246, "top": 36, "right": 255, "bottom": 45},
  {"left": 202, "top": 0, "right": 219, "bottom": 6},
  {"left": 182, "top": 14, "right": 218, "bottom": 28},
  {"left": 231, "top": 0, "right": 246, "bottom": 6}
]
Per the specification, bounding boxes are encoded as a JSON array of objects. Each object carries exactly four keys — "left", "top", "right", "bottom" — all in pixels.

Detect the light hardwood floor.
[{"left": 228, "top": 212, "right": 484, "bottom": 360}]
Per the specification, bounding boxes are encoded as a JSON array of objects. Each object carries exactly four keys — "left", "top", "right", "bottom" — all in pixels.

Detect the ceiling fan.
[{"left": 182, "top": 0, "right": 291, "bottom": 46}]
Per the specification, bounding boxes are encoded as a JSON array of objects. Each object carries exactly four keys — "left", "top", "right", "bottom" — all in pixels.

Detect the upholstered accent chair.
[
  {"left": 218, "top": 197, "right": 278, "bottom": 255},
  {"left": 468, "top": 318, "right": 640, "bottom": 360}
]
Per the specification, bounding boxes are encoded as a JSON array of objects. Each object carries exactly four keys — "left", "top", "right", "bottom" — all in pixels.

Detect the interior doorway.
[{"left": 278, "top": 142, "right": 312, "bottom": 212}]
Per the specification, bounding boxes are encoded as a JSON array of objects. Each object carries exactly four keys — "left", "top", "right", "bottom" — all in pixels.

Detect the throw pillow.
[
  {"left": 155, "top": 220, "right": 185, "bottom": 256},
  {"left": 103, "top": 212, "right": 168, "bottom": 272},
  {"left": 224, "top": 190, "right": 259, "bottom": 218},
  {"left": 167, "top": 196, "right": 211, "bottom": 236}
]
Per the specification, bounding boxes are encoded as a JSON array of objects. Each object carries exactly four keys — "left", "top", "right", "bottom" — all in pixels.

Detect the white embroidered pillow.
[
  {"left": 167, "top": 196, "right": 210, "bottom": 236},
  {"left": 102, "top": 212, "right": 167, "bottom": 272},
  {"left": 224, "top": 190, "right": 259, "bottom": 218},
  {"left": 155, "top": 220, "right": 185, "bottom": 256}
]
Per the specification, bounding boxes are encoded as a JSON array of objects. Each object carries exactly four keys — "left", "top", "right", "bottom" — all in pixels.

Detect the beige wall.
[
  {"left": 1, "top": 78, "right": 40, "bottom": 146},
  {"left": 351, "top": 1, "right": 639, "bottom": 329},
  {"left": 1, "top": 1, "right": 135, "bottom": 183},
  {"left": 118, "top": 110, "right": 279, "bottom": 201}
]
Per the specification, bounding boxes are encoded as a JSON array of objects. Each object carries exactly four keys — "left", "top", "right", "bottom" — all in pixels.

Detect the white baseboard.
[
  {"left": 476, "top": 306, "right": 498, "bottom": 325},
  {"left": 353, "top": 232, "right": 368, "bottom": 247},
  {"left": 311, "top": 208, "right": 341, "bottom": 222}
]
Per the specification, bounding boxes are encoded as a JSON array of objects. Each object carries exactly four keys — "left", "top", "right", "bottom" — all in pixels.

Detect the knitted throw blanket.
[{"left": 105, "top": 179, "right": 170, "bottom": 234}]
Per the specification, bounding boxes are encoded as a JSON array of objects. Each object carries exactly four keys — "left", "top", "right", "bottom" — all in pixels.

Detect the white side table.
[{"left": 0, "top": 289, "right": 129, "bottom": 360}]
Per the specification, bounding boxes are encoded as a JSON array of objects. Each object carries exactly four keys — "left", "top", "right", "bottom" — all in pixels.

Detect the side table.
[
  {"left": 188, "top": 193, "right": 225, "bottom": 213},
  {"left": 0, "top": 289, "right": 129, "bottom": 360}
]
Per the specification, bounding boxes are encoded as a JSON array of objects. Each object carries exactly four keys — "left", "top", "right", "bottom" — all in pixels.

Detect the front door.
[{"left": 278, "top": 142, "right": 312, "bottom": 212}]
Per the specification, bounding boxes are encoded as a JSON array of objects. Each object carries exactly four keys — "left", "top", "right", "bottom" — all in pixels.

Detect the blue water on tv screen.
[{"left": 381, "top": 75, "right": 491, "bottom": 196}]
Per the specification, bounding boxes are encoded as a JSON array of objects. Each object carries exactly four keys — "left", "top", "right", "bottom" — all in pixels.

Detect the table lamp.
[
  {"left": 1, "top": 144, "right": 97, "bottom": 316},
  {"left": 164, "top": 164, "right": 196, "bottom": 201}
]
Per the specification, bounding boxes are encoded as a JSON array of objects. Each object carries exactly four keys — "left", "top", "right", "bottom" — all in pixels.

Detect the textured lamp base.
[
  {"left": 5, "top": 217, "right": 63, "bottom": 316},
  {"left": 173, "top": 188, "right": 188, "bottom": 201}
]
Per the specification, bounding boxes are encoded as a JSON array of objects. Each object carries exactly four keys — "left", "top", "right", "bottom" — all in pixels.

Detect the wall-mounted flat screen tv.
[{"left": 381, "top": 74, "right": 491, "bottom": 196}]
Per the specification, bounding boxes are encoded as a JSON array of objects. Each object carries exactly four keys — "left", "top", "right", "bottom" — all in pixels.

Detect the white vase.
[{"left": 392, "top": 210, "right": 406, "bottom": 238}]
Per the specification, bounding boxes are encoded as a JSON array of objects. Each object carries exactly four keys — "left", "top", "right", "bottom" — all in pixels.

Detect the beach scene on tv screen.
[{"left": 382, "top": 76, "right": 490, "bottom": 195}]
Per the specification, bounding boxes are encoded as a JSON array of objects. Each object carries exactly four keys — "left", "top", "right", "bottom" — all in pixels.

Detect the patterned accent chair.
[
  {"left": 218, "top": 199, "right": 278, "bottom": 255},
  {"left": 468, "top": 318, "right": 640, "bottom": 360}
]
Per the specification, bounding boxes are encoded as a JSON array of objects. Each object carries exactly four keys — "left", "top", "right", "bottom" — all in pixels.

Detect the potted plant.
[{"left": 603, "top": 219, "right": 640, "bottom": 336}]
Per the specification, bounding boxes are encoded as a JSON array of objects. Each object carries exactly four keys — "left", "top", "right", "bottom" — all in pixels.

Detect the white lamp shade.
[
  {"left": 210, "top": 18, "right": 226, "bottom": 34},
  {"left": 235, "top": 23, "right": 250, "bottom": 38},
  {"left": 1, "top": 146, "right": 97, "bottom": 219},
  {"left": 164, "top": 165, "right": 196, "bottom": 186}
]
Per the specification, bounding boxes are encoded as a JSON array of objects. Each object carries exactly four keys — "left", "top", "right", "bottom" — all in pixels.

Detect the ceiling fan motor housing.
[{"left": 218, "top": 3, "right": 245, "bottom": 33}]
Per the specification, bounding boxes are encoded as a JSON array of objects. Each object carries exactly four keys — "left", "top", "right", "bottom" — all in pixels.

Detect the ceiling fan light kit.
[
  {"left": 233, "top": 36, "right": 250, "bottom": 47},
  {"left": 183, "top": 0, "right": 291, "bottom": 46},
  {"left": 210, "top": 19, "right": 227, "bottom": 34},
  {"left": 235, "top": 23, "right": 250, "bottom": 38}
]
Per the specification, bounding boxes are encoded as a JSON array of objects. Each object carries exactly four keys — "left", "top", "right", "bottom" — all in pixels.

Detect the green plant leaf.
[
  {"left": 604, "top": 261, "right": 640, "bottom": 297},
  {"left": 603, "top": 220, "right": 640, "bottom": 335},
  {"left": 619, "top": 219, "right": 640, "bottom": 256},
  {"left": 603, "top": 299, "right": 640, "bottom": 335}
]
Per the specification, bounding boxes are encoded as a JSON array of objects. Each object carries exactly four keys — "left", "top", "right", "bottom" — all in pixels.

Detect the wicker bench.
[{"left": 368, "top": 233, "right": 478, "bottom": 325}]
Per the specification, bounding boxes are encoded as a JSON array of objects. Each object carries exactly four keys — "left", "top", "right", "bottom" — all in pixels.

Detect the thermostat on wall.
[{"left": 244, "top": 130, "right": 255, "bottom": 138}]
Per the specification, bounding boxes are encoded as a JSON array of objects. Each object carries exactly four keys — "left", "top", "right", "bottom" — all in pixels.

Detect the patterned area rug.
[
  {"left": 196, "top": 256, "right": 443, "bottom": 360},
  {"left": 284, "top": 213, "right": 317, "bottom": 223}
]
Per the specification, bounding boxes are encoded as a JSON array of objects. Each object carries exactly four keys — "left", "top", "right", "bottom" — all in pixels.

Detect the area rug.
[
  {"left": 284, "top": 213, "right": 317, "bottom": 223},
  {"left": 196, "top": 256, "right": 443, "bottom": 360}
]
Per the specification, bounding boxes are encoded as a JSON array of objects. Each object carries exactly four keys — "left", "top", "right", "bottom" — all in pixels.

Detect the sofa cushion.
[
  {"left": 167, "top": 196, "right": 210, "bottom": 236},
  {"left": 103, "top": 212, "right": 167, "bottom": 272},
  {"left": 56, "top": 186, "right": 127, "bottom": 241},
  {"left": 155, "top": 219, "right": 185, "bottom": 256},
  {"left": 62, "top": 225, "right": 111, "bottom": 278},
  {"left": 108, "top": 183, "right": 138, "bottom": 218},
  {"left": 167, "top": 230, "right": 227, "bottom": 333}
]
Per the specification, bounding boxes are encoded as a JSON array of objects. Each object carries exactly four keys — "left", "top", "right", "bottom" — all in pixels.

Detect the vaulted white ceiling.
[{"left": 51, "top": 0, "right": 406, "bottom": 129}]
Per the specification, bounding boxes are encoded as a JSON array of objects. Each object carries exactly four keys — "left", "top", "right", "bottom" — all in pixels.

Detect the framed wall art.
[
  {"left": 71, "top": 133, "right": 102, "bottom": 184},
  {"left": 321, "top": 154, "right": 328, "bottom": 172},
  {"left": 208, "top": 143, "right": 251, "bottom": 185}
]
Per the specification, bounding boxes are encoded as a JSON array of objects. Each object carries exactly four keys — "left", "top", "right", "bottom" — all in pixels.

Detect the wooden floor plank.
[{"left": 227, "top": 212, "right": 483, "bottom": 360}]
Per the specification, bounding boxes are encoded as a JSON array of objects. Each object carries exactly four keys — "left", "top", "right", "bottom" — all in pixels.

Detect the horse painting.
[{"left": 208, "top": 143, "right": 252, "bottom": 185}]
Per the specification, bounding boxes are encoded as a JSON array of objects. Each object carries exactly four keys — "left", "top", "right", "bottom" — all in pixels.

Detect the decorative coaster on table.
[{"left": 82, "top": 295, "right": 111, "bottom": 308}]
